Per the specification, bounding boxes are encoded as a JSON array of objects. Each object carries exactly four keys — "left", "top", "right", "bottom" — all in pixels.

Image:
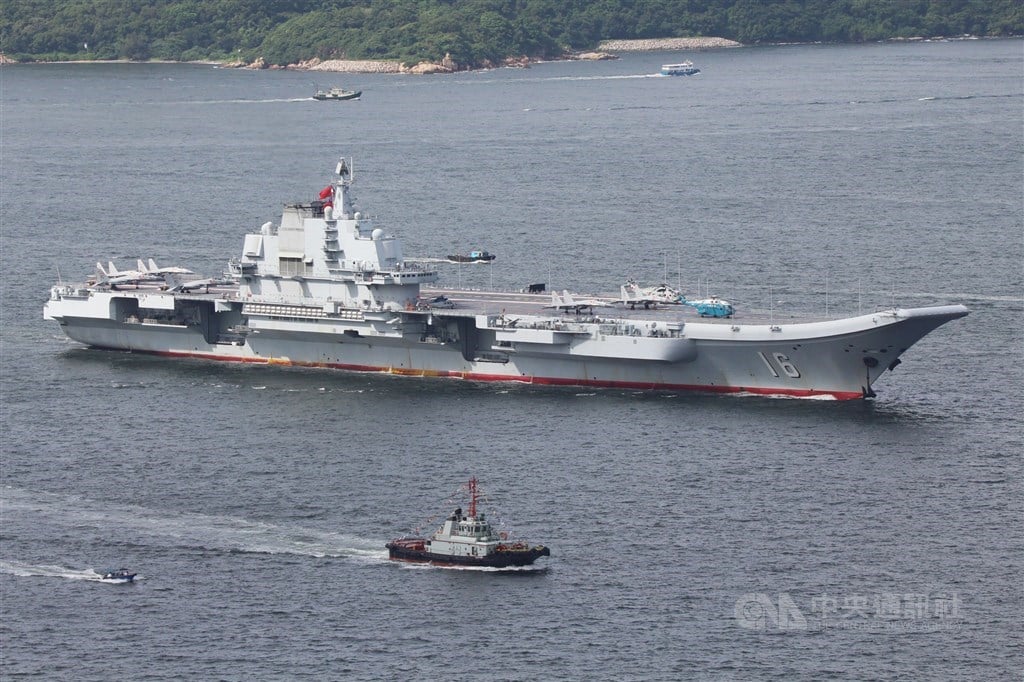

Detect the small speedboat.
[
  {"left": 313, "top": 87, "right": 361, "bottom": 101},
  {"left": 387, "top": 478, "right": 550, "bottom": 568},
  {"left": 660, "top": 62, "right": 700, "bottom": 76},
  {"left": 101, "top": 568, "right": 136, "bottom": 583},
  {"left": 446, "top": 250, "right": 495, "bottom": 263}
]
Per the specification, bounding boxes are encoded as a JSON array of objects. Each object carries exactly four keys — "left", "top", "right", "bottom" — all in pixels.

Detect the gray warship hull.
[
  {"left": 45, "top": 287, "right": 967, "bottom": 400},
  {"left": 44, "top": 158, "right": 968, "bottom": 400}
]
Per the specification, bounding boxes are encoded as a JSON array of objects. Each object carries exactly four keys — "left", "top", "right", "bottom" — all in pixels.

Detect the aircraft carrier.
[{"left": 44, "top": 158, "right": 968, "bottom": 400}]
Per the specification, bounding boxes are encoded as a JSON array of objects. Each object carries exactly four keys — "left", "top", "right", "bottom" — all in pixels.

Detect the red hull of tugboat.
[{"left": 386, "top": 538, "right": 550, "bottom": 568}]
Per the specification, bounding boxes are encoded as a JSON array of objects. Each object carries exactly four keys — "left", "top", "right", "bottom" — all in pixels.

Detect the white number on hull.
[{"left": 757, "top": 351, "right": 801, "bottom": 379}]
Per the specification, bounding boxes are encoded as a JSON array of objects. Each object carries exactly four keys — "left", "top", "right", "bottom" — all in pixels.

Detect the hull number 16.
[{"left": 758, "top": 351, "right": 802, "bottom": 378}]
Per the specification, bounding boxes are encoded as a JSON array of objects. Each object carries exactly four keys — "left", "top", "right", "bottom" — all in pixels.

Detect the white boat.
[
  {"left": 43, "top": 156, "right": 968, "bottom": 400},
  {"left": 661, "top": 62, "right": 700, "bottom": 76},
  {"left": 313, "top": 87, "right": 361, "bottom": 101}
]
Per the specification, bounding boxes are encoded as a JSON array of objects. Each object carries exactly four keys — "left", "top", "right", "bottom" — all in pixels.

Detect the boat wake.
[
  {"left": 2, "top": 487, "right": 388, "bottom": 562},
  {"left": 185, "top": 98, "right": 314, "bottom": 105},
  {"left": 469, "top": 73, "right": 660, "bottom": 86},
  {"left": 896, "top": 291, "right": 1021, "bottom": 304},
  {"left": 407, "top": 257, "right": 456, "bottom": 264},
  {"left": 0, "top": 560, "right": 128, "bottom": 583},
  {"left": 731, "top": 390, "right": 838, "bottom": 401},
  {"left": 554, "top": 73, "right": 662, "bottom": 81}
]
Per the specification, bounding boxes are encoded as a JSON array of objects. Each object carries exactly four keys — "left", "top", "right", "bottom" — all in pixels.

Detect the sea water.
[{"left": 1, "top": 40, "right": 1021, "bottom": 679}]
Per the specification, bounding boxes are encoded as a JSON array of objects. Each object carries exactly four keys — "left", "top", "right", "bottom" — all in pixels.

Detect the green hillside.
[{"left": 2, "top": 0, "right": 1021, "bottom": 67}]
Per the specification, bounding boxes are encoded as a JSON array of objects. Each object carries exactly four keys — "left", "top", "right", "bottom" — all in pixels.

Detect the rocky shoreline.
[
  {"left": 225, "top": 37, "right": 741, "bottom": 74},
  {"left": 226, "top": 52, "right": 533, "bottom": 74},
  {"left": 225, "top": 56, "right": 407, "bottom": 73},
  {"left": 598, "top": 37, "right": 742, "bottom": 51}
]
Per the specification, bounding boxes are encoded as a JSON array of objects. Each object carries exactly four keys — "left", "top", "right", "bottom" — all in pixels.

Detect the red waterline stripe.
[{"left": 137, "top": 349, "right": 863, "bottom": 400}]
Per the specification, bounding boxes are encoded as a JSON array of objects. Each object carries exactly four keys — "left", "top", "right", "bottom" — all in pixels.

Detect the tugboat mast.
[{"left": 467, "top": 477, "right": 478, "bottom": 518}]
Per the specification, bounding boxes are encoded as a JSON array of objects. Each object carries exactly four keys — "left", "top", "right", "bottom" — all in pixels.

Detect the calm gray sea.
[{"left": 1, "top": 40, "right": 1022, "bottom": 680}]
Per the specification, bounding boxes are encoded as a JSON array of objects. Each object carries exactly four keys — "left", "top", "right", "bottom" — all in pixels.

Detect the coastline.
[
  {"left": 0, "top": 37, "right": 739, "bottom": 73},
  {"left": 2, "top": 35, "right": 1008, "bottom": 73}
]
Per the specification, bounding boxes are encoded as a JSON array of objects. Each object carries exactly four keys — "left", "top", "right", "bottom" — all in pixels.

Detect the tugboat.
[
  {"left": 100, "top": 568, "right": 136, "bottom": 583},
  {"left": 386, "top": 478, "right": 550, "bottom": 568}
]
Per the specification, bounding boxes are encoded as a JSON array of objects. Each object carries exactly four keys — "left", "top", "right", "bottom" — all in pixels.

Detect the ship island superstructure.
[{"left": 44, "top": 157, "right": 969, "bottom": 400}]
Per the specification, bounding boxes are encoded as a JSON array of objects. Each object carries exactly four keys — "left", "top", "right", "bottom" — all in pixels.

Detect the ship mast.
[
  {"left": 331, "top": 157, "right": 355, "bottom": 219},
  {"left": 468, "top": 477, "right": 478, "bottom": 518}
]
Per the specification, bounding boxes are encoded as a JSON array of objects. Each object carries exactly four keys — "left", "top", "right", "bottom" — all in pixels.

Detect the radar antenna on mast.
[{"left": 336, "top": 157, "right": 352, "bottom": 180}]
